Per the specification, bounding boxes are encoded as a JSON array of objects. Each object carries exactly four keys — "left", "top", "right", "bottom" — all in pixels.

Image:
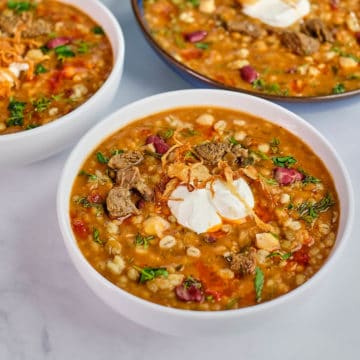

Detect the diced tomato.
[
  {"left": 205, "top": 289, "right": 222, "bottom": 302},
  {"left": 87, "top": 192, "right": 103, "bottom": 204},
  {"left": 329, "top": 0, "right": 339, "bottom": 10},
  {"left": 180, "top": 48, "right": 203, "bottom": 61},
  {"left": 293, "top": 247, "right": 310, "bottom": 266},
  {"left": 71, "top": 219, "right": 89, "bottom": 238}
]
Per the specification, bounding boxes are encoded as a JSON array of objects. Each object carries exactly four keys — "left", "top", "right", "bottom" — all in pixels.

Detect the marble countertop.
[{"left": 1, "top": 1, "right": 359, "bottom": 359}]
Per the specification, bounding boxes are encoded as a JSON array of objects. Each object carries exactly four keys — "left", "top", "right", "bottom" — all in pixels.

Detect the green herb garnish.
[
  {"left": 133, "top": 266, "right": 168, "bottom": 283},
  {"left": 297, "top": 193, "right": 335, "bottom": 223},
  {"left": 7, "top": 98, "right": 26, "bottom": 127},
  {"left": 270, "top": 137, "right": 280, "bottom": 153},
  {"left": 34, "top": 63, "right": 47, "bottom": 75},
  {"left": 251, "top": 150, "right": 269, "bottom": 160},
  {"left": 298, "top": 168, "right": 321, "bottom": 184},
  {"left": 267, "top": 252, "right": 292, "bottom": 260},
  {"left": 187, "top": 0, "right": 200, "bottom": 6},
  {"left": 79, "top": 170, "right": 98, "bottom": 181},
  {"left": 228, "top": 136, "right": 240, "bottom": 145},
  {"left": 160, "top": 128, "right": 174, "bottom": 139},
  {"left": 183, "top": 276, "right": 202, "bottom": 289},
  {"left": 77, "top": 41, "right": 90, "bottom": 54},
  {"left": 92, "top": 26, "right": 105, "bottom": 35},
  {"left": 332, "top": 83, "right": 345, "bottom": 94},
  {"left": 254, "top": 267, "right": 264, "bottom": 303},
  {"left": 55, "top": 45, "right": 75, "bottom": 60},
  {"left": 195, "top": 42, "right": 210, "bottom": 50},
  {"left": 111, "top": 149, "right": 124, "bottom": 156},
  {"left": 96, "top": 152, "right": 109, "bottom": 164},
  {"left": 134, "top": 234, "right": 154, "bottom": 249},
  {"left": 7, "top": 1, "right": 34, "bottom": 12},
  {"left": 272, "top": 156, "right": 297, "bottom": 168},
  {"left": 259, "top": 174, "right": 278, "bottom": 186},
  {"left": 32, "top": 97, "right": 51, "bottom": 112},
  {"left": 92, "top": 228, "right": 103, "bottom": 245},
  {"left": 25, "top": 123, "right": 40, "bottom": 130},
  {"left": 144, "top": 150, "right": 162, "bottom": 159},
  {"left": 181, "top": 128, "right": 198, "bottom": 137},
  {"left": 226, "top": 297, "right": 239, "bottom": 309}
]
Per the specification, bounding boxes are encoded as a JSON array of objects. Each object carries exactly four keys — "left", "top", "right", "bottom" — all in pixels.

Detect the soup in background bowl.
[
  {"left": 57, "top": 90, "right": 354, "bottom": 335},
  {"left": 0, "top": 0, "right": 124, "bottom": 166},
  {"left": 133, "top": 0, "right": 360, "bottom": 101}
]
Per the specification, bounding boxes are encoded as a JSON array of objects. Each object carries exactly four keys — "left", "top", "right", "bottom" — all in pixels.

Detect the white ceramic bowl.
[
  {"left": 0, "top": 0, "right": 124, "bottom": 166},
  {"left": 57, "top": 89, "right": 354, "bottom": 336}
]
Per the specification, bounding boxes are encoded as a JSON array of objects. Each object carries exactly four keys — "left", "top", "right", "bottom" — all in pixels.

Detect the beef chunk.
[
  {"left": 301, "top": 18, "right": 334, "bottom": 43},
  {"left": 226, "top": 19, "right": 263, "bottom": 38},
  {"left": 229, "top": 248, "right": 257, "bottom": 276},
  {"left": 108, "top": 150, "right": 144, "bottom": 170},
  {"left": 116, "top": 167, "right": 153, "bottom": 201},
  {"left": 224, "top": 144, "right": 249, "bottom": 167},
  {"left": 193, "top": 142, "right": 229, "bottom": 165},
  {"left": 0, "top": 13, "right": 22, "bottom": 35},
  {"left": 106, "top": 187, "right": 139, "bottom": 219},
  {"left": 22, "top": 19, "right": 53, "bottom": 38},
  {"left": 280, "top": 31, "right": 320, "bottom": 56},
  {"left": 0, "top": 13, "right": 52, "bottom": 37}
]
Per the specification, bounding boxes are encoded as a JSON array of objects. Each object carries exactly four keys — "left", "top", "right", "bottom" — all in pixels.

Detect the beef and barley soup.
[
  {"left": 70, "top": 107, "right": 339, "bottom": 311},
  {"left": 143, "top": 0, "right": 360, "bottom": 97},
  {"left": 0, "top": 0, "right": 113, "bottom": 134}
]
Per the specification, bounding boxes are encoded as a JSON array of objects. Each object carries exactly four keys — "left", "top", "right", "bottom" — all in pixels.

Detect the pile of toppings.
[
  {"left": 0, "top": 0, "right": 112, "bottom": 134},
  {"left": 144, "top": 0, "right": 360, "bottom": 97},
  {"left": 71, "top": 108, "right": 338, "bottom": 310}
]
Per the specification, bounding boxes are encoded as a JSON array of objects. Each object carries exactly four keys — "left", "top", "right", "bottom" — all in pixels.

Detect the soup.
[
  {"left": 143, "top": 0, "right": 360, "bottom": 98},
  {"left": 0, "top": 0, "right": 113, "bottom": 134},
  {"left": 70, "top": 107, "right": 339, "bottom": 311}
]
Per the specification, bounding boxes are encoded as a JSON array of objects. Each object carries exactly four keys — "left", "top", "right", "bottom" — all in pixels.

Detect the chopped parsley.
[
  {"left": 183, "top": 276, "right": 202, "bottom": 289},
  {"left": 253, "top": 79, "right": 288, "bottom": 96},
  {"left": 332, "top": 83, "right": 346, "bottom": 94},
  {"left": 270, "top": 137, "right": 280, "bottom": 153},
  {"left": 25, "top": 123, "right": 40, "bottom": 130},
  {"left": 272, "top": 156, "right": 297, "bottom": 168},
  {"left": 96, "top": 152, "right": 109, "bottom": 164},
  {"left": 254, "top": 267, "right": 264, "bottom": 303},
  {"left": 133, "top": 266, "right": 168, "bottom": 283},
  {"left": 159, "top": 128, "right": 174, "bottom": 139},
  {"left": 7, "top": 1, "right": 34, "bottom": 12},
  {"left": 111, "top": 149, "right": 124, "bottom": 156},
  {"left": 195, "top": 42, "right": 210, "bottom": 50},
  {"left": 134, "top": 234, "right": 154, "bottom": 249},
  {"left": 78, "top": 170, "right": 98, "bottom": 181},
  {"left": 32, "top": 97, "right": 51, "bottom": 112},
  {"left": 226, "top": 297, "right": 239, "bottom": 309},
  {"left": 92, "top": 26, "right": 105, "bottom": 35},
  {"left": 298, "top": 168, "right": 321, "bottom": 184},
  {"left": 34, "top": 63, "right": 47, "bottom": 75},
  {"left": 7, "top": 98, "right": 26, "bottom": 127},
  {"left": 92, "top": 228, "right": 103, "bottom": 245},
  {"left": 259, "top": 174, "right": 278, "bottom": 186},
  {"left": 187, "top": 0, "right": 200, "bottom": 6},
  {"left": 267, "top": 252, "right": 292, "bottom": 260},
  {"left": 55, "top": 45, "right": 75, "bottom": 60},
  {"left": 228, "top": 136, "right": 240, "bottom": 145},
  {"left": 297, "top": 193, "right": 335, "bottom": 223},
  {"left": 77, "top": 41, "right": 90, "bottom": 54},
  {"left": 250, "top": 150, "right": 269, "bottom": 160},
  {"left": 181, "top": 128, "right": 198, "bottom": 137}
]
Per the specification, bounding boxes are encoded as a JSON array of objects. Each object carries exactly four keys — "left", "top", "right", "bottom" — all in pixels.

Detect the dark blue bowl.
[{"left": 131, "top": 0, "right": 360, "bottom": 103}]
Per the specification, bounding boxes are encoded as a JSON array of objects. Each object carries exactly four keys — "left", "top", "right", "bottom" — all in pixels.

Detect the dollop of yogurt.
[
  {"left": 168, "top": 178, "right": 255, "bottom": 234},
  {"left": 242, "top": 0, "right": 310, "bottom": 28}
]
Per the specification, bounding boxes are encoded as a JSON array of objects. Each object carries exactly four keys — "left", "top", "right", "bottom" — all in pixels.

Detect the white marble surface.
[{"left": 1, "top": 1, "right": 360, "bottom": 359}]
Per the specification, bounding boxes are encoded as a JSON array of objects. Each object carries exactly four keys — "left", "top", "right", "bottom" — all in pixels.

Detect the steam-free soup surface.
[
  {"left": 0, "top": 0, "right": 113, "bottom": 134},
  {"left": 70, "top": 107, "right": 339, "bottom": 310},
  {"left": 144, "top": 0, "right": 360, "bottom": 98}
]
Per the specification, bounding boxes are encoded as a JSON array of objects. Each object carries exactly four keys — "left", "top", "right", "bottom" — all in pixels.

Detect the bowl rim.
[
  {"left": 0, "top": 0, "right": 125, "bottom": 142},
  {"left": 131, "top": 0, "right": 360, "bottom": 103},
  {"left": 57, "top": 89, "right": 354, "bottom": 320}
]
